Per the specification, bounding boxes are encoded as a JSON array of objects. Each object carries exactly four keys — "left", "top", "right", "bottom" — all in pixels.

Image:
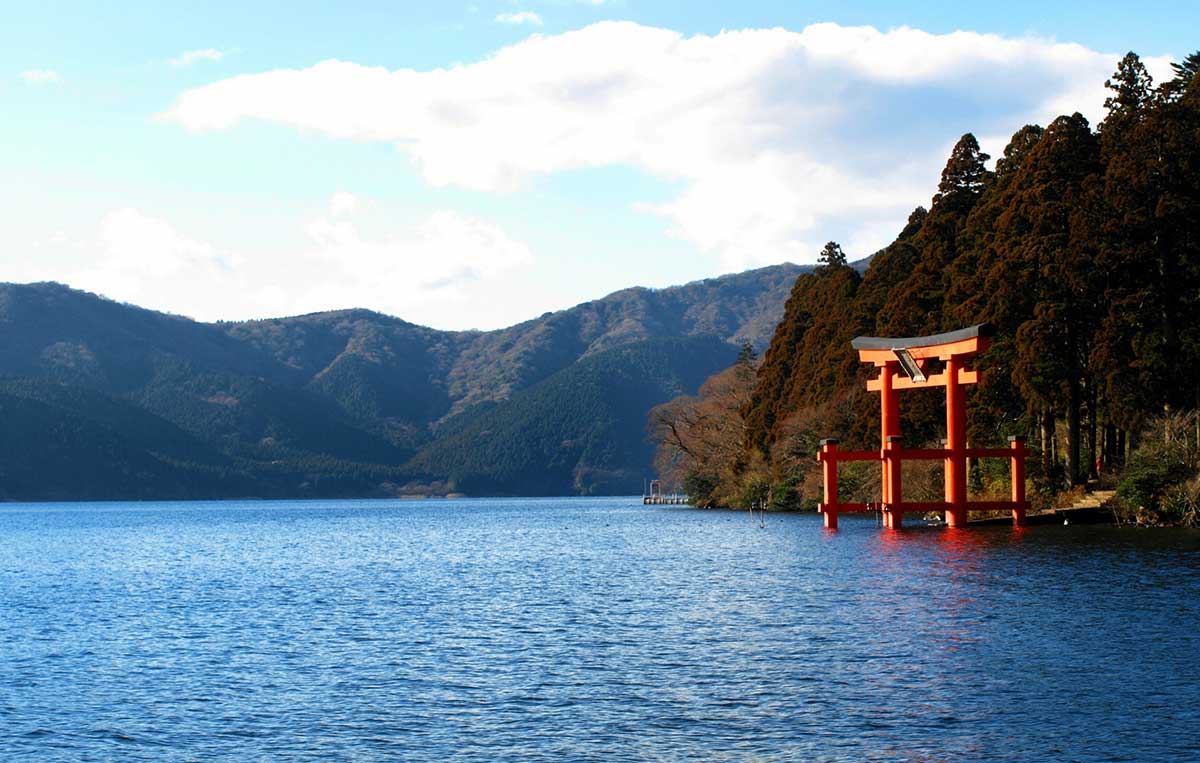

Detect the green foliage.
[
  {"left": 683, "top": 471, "right": 721, "bottom": 508},
  {"left": 404, "top": 337, "right": 736, "bottom": 496},
  {"left": 1170, "top": 51, "right": 1200, "bottom": 88},
  {"left": 817, "top": 241, "right": 848, "bottom": 269},
  {"left": 936, "top": 133, "right": 992, "bottom": 205},
  {"left": 742, "top": 264, "right": 865, "bottom": 454},
  {"left": 969, "top": 459, "right": 985, "bottom": 495},
  {"left": 735, "top": 473, "right": 772, "bottom": 510},
  {"left": 769, "top": 475, "right": 803, "bottom": 511},
  {"left": 1116, "top": 412, "right": 1200, "bottom": 525}
]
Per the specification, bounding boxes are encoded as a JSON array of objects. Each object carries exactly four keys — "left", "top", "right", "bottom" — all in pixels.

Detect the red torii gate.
[{"left": 816, "top": 324, "right": 1028, "bottom": 530}]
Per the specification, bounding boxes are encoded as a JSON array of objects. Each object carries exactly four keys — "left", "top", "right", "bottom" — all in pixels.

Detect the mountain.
[
  {"left": 0, "top": 263, "right": 803, "bottom": 500},
  {"left": 406, "top": 336, "right": 737, "bottom": 496}
]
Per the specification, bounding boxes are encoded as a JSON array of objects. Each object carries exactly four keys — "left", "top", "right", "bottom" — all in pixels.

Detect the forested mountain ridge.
[
  {"left": 0, "top": 263, "right": 804, "bottom": 499},
  {"left": 653, "top": 51, "right": 1200, "bottom": 524},
  {"left": 408, "top": 336, "right": 737, "bottom": 496}
]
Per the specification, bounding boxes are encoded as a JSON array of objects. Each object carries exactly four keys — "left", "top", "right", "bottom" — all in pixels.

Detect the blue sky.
[{"left": 2, "top": 1, "right": 1194, "bottom": 329}]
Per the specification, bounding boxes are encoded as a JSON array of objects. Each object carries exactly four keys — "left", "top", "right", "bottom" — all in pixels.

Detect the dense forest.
[
  {"left": 652, "top": 52, "right": 1200, "bottom": 526},
  {"left": 0, "top": 264, "right": 804, "bottom": 500}
]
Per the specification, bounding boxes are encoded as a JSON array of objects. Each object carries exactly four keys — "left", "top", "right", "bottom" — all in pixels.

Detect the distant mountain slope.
[
  {"left": 222, "top": 263, "right": 804, "bottom": 425},
  {"left": 405, "top": 337, "right": 737, "bottom": 495},
  {"left": 0, "top": 378, "right": 254, "bottom": 501},
  {"left": 0, "top": 263, "right": 804, "bottom": 500}
]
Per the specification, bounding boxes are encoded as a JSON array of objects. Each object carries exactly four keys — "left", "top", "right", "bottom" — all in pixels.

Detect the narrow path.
[
  {"left": 1040, "top": 489, "right": 1118, "bottom": 524},
  {"left": 972, "top": 489, "right": 1118, "bottom": 526}
]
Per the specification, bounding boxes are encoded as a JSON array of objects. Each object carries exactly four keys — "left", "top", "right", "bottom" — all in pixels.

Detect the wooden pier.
[
  {"left": 643, "top": 494, "right": 689, "bottom": 505},
  {"left": 643, "top": 479, "right": 689, "bottom": 505}
]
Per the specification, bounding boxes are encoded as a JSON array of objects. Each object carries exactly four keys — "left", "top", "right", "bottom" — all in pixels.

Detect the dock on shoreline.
[{"left": 643, "top": 494, "right": 689, "bottom": 505}]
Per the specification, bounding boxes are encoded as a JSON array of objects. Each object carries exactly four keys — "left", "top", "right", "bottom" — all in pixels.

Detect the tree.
[
  {"left": 946, "top": 124, "right": 1045, "bottom": 327},
  {"left": 817, "top": 241, "right": 848, "bottom": 268},
  {"left": 649, "top": 350, "right": 759, "bottom": 506},
  {"left": 736, "top": 340, "right": 756, "bottom": 368},
  {"left": 741, "top": 264, "right": 864, "bottom": 456},
  {"left": 934, "top": 133, "right": 992, "bottom": 211},
  {"left": 1102, "top": 52, "right": 1154, "bottom": 130},
  {"left": 875, "top": 134, "right": 992, "bottom": 339},
  {"left": 1000, "top": 114, "right": 1103, "bottom": 484},
  {"left": 945, "top": 124, "right": 1046, "bottom": 451},
  {"left": 1094, "top": 51, "right": 1200, "bottom": 429},
  {"left": 1169, "top": 51, "right": 1200, "bottom": 90}
]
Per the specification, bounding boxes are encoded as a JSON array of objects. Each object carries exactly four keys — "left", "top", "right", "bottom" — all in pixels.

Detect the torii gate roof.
[
  {"left": 851, "top": 323, "right": 994, "bottom": 351},
  {"left": 852, "top": 323, "right": 994, "bottom": 364}
]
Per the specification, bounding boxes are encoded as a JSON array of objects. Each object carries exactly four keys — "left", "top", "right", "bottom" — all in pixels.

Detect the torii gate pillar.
[{"left": 944, "top": 355, "right": 968, "bottom": 527}]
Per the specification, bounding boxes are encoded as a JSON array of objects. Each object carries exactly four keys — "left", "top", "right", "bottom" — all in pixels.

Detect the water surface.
[{"left": 2, "top": 498, "right": 1198, "bottom": 761}]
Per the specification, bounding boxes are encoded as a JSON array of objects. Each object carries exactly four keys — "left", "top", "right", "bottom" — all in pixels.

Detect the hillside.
[
  {"left": 0, "top": 263, "right": 803, "bottom": 500},
  {"left": 407, "top": 336, "right": 737, "bottom": 495}
]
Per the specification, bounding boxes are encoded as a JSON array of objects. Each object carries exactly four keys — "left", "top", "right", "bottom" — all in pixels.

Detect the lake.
[{"left": 1, "top": 497, "right": 1198, "bottom": 762}]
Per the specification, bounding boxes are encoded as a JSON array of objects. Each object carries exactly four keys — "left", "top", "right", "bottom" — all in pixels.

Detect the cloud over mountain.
[{"left": 163, "top": 21, "right": 1173, "bottom": 269}]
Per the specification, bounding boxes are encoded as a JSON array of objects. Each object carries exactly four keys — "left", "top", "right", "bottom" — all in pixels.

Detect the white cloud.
[
  {"left": 96, "top": 208, "right": 229, "bottom": 276},
  {"left": 163, "top": 22, "right": 1174, "bottom": 269},
  {"left": 19, "top": 69, "right": 61, "bottom": 84},
  {"left": 328, "top": 190, "right": 362, "bottom": 216},
  {"left": 87, "top": 207, "right": 242, "bottom": 310},
  {"left": 495, "top": 11, "right": 543, "bottom": 26},
  {"left": 169, "top": 48, "right": 225, "bottom": 68},
  {"left": 13, "top": 200, "right": 532, "bottom": 326},
  {"left": 12, "top": 208, "right": 242, "bottom": 319},
  {"left": 302, "top": 201, "right": 533, "bottom": 295}
]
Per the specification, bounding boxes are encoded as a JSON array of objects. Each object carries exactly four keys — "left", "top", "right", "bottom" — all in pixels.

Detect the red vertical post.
[
  {"left": 1010, "top": 435, "right": 1027, "bottom": 527},
  {"left": 884, "top": 435, "right": 903, "bottom": 529},
  {"left": 878, "top": 362, "right": 900, "bottom": 525},
  {"left": 944, "top": 356, "right": 968, "bottom": 527},
  {"left": 880, "top": 362, "right": 901, "bottom": 443},
  {"left": 819, "top": 438, "right": 840, "bottom": 529}
]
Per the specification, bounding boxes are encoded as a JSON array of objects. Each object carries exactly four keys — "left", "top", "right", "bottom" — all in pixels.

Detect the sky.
[{"left": 2, "top": 1, "right": 1194, "bottom": 331}]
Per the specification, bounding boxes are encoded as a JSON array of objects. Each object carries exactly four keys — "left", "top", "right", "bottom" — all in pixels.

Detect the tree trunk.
[
  {"left": 1104, "top": 423, "right": 1117, "bottom": 472},
  {"left": 1087, "top": 383, "right": 1098, "bottom": 481},
  {"left": 1041, "top": 407, "right": 1054, "bottom": 477},
  {"left": 1068, "top": 378, "right": 1082, "bottom": 485}
]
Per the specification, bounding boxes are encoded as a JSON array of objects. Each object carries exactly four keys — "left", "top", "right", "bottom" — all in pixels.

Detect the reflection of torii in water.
[{"left": 816, "top": 324, "right": 1029, "bottom": 530}]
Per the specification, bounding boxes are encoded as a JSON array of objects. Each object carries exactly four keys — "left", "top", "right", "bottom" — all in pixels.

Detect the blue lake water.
[{"left": 1, "top": 497, "right": 1198, "bottom": 762}]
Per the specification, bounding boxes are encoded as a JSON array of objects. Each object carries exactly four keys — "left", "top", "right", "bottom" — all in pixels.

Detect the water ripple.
[{"left": 0, "top": 498, "right": 1197, "bottom": 762}]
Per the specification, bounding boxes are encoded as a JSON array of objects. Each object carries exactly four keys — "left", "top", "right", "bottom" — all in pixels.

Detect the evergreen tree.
[
  {"left": 742, "top": 264, "right": 864, "bottom": 455},
  {"left": 1169, "top": 51, "right": 1200, "bottom": 89},
  {"left": 1008, "top": 114, "right": 1101, "bottom": 483},
  {"left": 875, "top": 134, "right": 992, "bottom": 339},
  {"left": 934, "top": 133, "right": 992, "bottom": 212},
  {"left": 817, "top": 241, "right": 848, "bottom": 268},
  {"left": 1094, "top": 51, "right": 1200, "bottom": 427},
  {"left": 946, "top": 124, "right": 1045, "bottom": 327},
  {"left": 1102, "top": 52, "right": 1154, "bottom": 130},
  {"left": 736, "top": 340, "right": 757, "bottom": 369},
  {"left": 945, "top": 124, "right": 1046, "bottom": 447}
]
